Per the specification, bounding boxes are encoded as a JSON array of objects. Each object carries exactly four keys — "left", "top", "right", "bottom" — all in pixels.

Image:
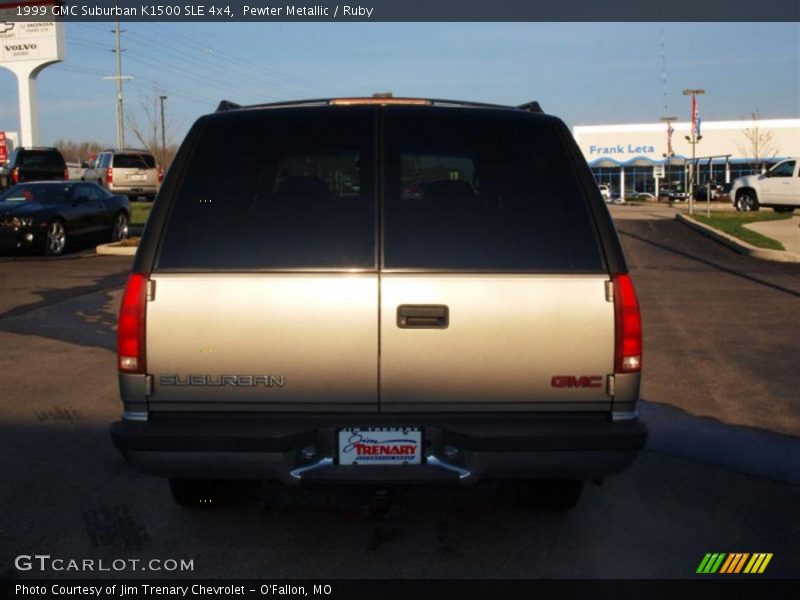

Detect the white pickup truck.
[{"left": 732, "top": 158, "right": 799, "bottom": 213}]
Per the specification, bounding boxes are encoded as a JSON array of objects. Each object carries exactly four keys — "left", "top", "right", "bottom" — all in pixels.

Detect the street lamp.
[
  {"left": 683, "top": 89, "right": 705, "bottom": 215},
  {"left": 660, "top": 116, "right": 677, "bottom": 202}
]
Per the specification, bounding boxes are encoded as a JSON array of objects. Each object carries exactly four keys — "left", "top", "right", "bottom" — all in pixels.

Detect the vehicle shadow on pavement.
[
  {"left": 619, "top": 228, "right": 800, "bottom": 298},
  {"left": 0, "top": 287, "right": 121, "bottom": 351},
  {"left": 640, "top": 399, "right": 800, "bottom": 485}
]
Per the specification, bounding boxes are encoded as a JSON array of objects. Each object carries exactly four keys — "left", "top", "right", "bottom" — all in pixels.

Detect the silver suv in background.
[
  {"left": 82, "top": 149, "right": 161, "bottom": 200},
  {"left": 111, "top": 96, "right": 647, "bottom": 511}
]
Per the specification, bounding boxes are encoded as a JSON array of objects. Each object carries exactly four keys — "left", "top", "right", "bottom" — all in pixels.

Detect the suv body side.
[{"left": 732, "top": 158, "right": 800, "bottom": 211}]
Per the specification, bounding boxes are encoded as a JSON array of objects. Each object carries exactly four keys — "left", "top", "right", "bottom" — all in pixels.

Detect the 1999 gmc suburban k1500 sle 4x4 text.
[{"left": 110, "top": 96, "right": 648, "bottom": 510}]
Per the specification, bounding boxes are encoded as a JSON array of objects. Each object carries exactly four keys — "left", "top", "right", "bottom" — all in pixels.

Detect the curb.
[
  {"left": 675, "top": 213, "right": 800, "bottom": 263},
  {"left": 96, "top": 242, "right": 137, "bottom": 256}
]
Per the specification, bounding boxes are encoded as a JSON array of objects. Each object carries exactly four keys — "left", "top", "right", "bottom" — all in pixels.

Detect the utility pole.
[
  {"left": 160, "top": 95, "right": 168, "bottom": 162},
  {"left": 683, "top": 88, "right": 705, "bottom": 215},
  {"left": 103, "top": 9, "right": 132, "bottom": 149},
  {"left": 660, "top": 116, "right": 677, "bottom": 203}
]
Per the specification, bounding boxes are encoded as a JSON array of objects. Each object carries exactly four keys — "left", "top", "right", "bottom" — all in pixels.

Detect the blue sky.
[{"left": 0, "top": 22, "right": 798, "bottom": 147}]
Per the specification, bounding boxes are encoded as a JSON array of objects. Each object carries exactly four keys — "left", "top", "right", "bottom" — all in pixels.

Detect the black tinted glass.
[
  {"left": 114, "top": 154, "right": 155, "bottom": 169},
  {"left": 383, "top": 108, "right": 603, "bottom": 271},
  {"left": 19, "top": 151, "right": 64, "bottom": 169},
  {"left": 157, "top": 108, "right": 376, "bottom": 270}
]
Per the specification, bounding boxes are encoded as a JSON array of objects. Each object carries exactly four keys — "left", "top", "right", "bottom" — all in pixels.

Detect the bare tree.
[
  {"left": 736, "top": 111, "right": 778, "bottom": 173},
  {"left": 54, "top": 140, "right": 104, "bottom": 164},
  {"left": 125, "top": 90, "right": 178, "bottom": 169}
]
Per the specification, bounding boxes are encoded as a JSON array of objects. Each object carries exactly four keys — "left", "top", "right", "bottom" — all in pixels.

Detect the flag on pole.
[
  {"left": 691, "top": 95, "right": 699, "bottom": 137},
  {"left": 667, "top": 124, "right": 674, "bottom": 156}
]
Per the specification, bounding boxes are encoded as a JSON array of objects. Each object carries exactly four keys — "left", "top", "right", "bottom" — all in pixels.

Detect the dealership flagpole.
[{"left": 683, "top": 89, "right": 705, "bottom": 216}]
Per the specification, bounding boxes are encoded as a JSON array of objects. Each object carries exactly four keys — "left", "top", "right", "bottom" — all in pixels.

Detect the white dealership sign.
[{"left": 0, "top": 3, "right": 65, "bottom": 146}]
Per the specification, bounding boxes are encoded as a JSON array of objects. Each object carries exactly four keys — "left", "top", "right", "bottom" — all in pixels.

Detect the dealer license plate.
[
  {"left": 127, "top": 174, "right": 146, "bottom": 181},
  {"left": 338, "top": 427, "right": 422, "bottom": 465}
]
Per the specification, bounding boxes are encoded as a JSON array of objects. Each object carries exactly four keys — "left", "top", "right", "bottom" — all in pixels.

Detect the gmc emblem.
[{"left": 551, "top": 375, "right": 603, "bottom": 389}]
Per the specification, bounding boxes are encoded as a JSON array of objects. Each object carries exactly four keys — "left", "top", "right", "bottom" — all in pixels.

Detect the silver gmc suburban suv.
[{"left": 111, "top": 96, "right": 647, "bottom": 510}]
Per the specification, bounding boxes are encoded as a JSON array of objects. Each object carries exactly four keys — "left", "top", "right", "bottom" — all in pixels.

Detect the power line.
[
  {"left": 71, "top": 26, "right": 325, "bottom": 101},
  {"left": 71, "top": 22, "right": 347, "bottom": 101},
  {"left": 146, "top": 22, "right": 345, "bottom": 95},
  {"left": 121, "top": 27, "right": 329, "bottom": 99}
]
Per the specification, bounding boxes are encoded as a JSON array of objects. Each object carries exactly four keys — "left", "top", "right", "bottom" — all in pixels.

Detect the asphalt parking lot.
[{"left": 1, "top": 204, "right": 798, "bottom": 579}]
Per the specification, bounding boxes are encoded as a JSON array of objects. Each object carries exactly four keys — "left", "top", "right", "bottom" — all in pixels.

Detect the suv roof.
[
  {"left": 215, "top": 96, "right": 544, "bottom": 114},
  {"left": 101, "top": 148, "right": 154, "bottom": 155}
]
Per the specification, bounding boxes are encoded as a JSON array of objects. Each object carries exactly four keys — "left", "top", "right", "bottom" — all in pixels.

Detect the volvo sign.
[{"left": 0, "top": 2, "right": 65, "bottom": 146}]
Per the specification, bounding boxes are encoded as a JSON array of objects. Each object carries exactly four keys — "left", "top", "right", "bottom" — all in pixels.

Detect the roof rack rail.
[
  {"left": 216, "top": 100, "right": 242, "bottom": 112},
  {"left": 517, "top": 101, "right": 543, "bottom": 113}
]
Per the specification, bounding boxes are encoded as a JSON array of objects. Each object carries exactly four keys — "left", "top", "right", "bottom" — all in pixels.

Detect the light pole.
[
  {"left": 683, "top": 88, "right": 705, "bottom": 215},
  {"left": 660, "top": 116, "right": 677, "bottom": 202},
  {"left": 159, "top": 95, "right": 167, "bottom": 162},
  {"left": 102, "top": 10, "right": 132, "bottom": 149}
]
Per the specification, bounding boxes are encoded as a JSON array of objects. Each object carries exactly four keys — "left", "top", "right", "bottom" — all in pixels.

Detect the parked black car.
[
  {"left": 0, "top": 182, "right": 130, "bottom": 256},
  {"left": 0, "top": 147, "right": 68, "bottom": 191},
  {"left": 692, "top": 182, "right": 721, "bottom": 201}
]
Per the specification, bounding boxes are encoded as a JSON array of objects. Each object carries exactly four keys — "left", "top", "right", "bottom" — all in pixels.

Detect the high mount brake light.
[
  {"left": 613, "top": 273, "right": 642, "bottom": 373},
  {"left": 330, "top": 98, "right": 432, "bottom": 106}
]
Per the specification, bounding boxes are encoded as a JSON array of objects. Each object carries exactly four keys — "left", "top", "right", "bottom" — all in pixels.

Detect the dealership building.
[{"left": 572, "top": 118, "right": 800, "bottom": 198}]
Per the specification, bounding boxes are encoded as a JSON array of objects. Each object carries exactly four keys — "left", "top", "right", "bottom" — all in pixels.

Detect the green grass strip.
[
  {"left": 130, "top": 201, "right": 154, "bottom": 226},
  {"left": 692, "top": 212, "right": 791, "bottom": 251}
]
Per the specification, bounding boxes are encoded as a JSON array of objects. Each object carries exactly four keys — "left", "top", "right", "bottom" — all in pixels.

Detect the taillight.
[
  {"left": 106, "top": 167, "right": 113, "bottom": 184},
  {"left": 11, "top": 167, "right": 19, "bottom": 184},
  {"left": 157, "top": 165, "right": 163, "bottom": 183},
  {"left": 117, "top": 273, "right": 148, "bottom": 374},
  {"left": 613, "top": 273, "right": 642, "bottom": 373},
  {"left": 63, "top": 167, "right": 69, "bottom": 180}
]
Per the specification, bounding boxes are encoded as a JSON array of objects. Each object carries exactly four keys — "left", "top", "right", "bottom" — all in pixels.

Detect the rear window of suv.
[
  {"left": 383, "top": 108, "right": 604, "bottom": 271},
  {"left": 19, "top": 150, "right": 65, "bottom": 169},
  {"left": 114, "top": 154, "right": 156, "bottom": 169},
  {"left": 156, "top": 105, "right": 603, "bottom": 272},
  {"left": 156, "top": 107, "right": 376, "bottom": 270}
]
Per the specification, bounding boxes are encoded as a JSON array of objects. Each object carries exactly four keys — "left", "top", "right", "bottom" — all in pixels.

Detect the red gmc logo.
[{"left": 551, "top": 375, "right": 603, "bottom": 389}]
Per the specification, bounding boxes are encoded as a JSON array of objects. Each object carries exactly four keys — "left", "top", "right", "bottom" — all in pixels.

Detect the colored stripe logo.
[{"left": 697, "top": 553, "right": 773, "bottom": 574}]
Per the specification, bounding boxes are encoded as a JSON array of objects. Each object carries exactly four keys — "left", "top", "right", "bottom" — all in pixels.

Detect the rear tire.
[
  {"left": 736, "top": 190, "right": 759, "bottom": 212},
  {"left": 168, "top": 479, "right": 231, "bottom": 509},
  {"left": 773, "top": 206, "right": 795, "bottom": 214},
  {"left": 515, "top": 479, "right": 584, "bottom": 511}
]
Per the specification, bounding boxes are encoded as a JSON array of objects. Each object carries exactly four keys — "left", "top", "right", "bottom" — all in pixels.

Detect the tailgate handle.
[{"left": 397, "top": 304, "right": 449, "bottom": 329}]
